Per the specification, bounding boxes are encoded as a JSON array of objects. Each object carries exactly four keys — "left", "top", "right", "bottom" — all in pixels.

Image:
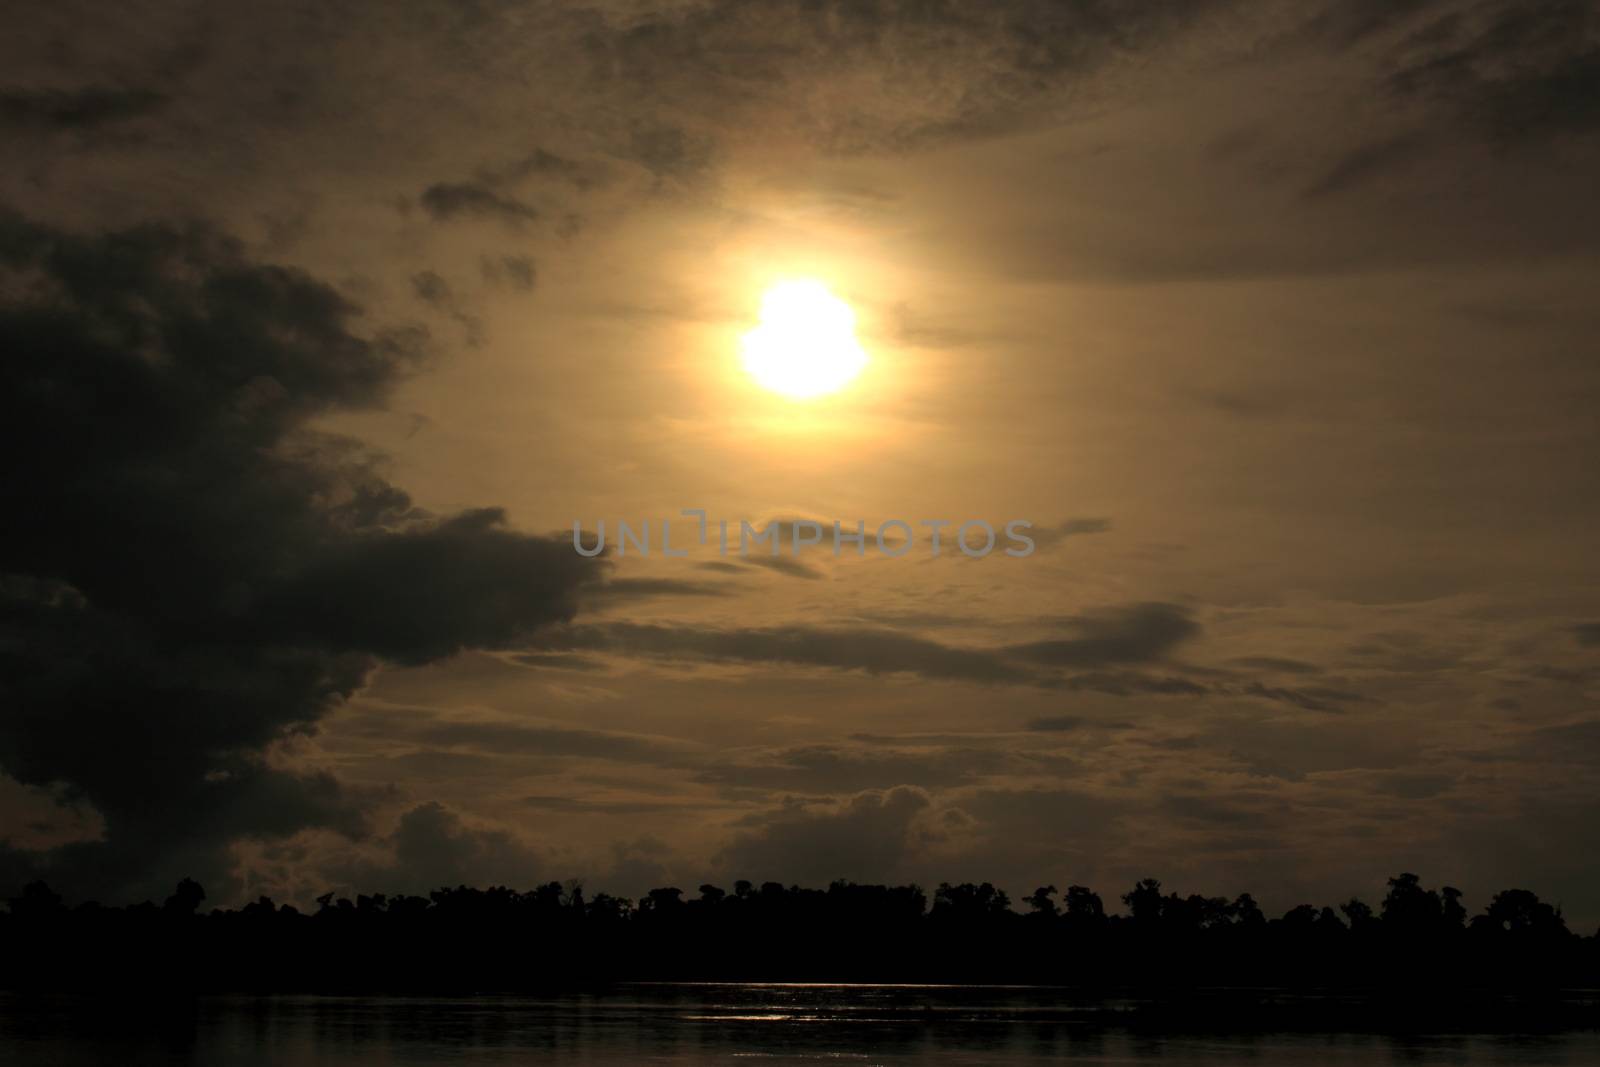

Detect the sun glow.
[{"left": 740, "top": 280, "right": 868, "bottom": 399}]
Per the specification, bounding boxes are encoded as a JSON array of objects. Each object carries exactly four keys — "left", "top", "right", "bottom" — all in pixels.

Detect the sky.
[{"left": 2, "top": 0, "right": 1599, "bottom": 926}]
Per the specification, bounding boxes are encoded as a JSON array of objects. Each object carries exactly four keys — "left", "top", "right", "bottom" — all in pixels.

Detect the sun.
[{"left": 740, "top": 279, "right": 868, "bottom": 399}]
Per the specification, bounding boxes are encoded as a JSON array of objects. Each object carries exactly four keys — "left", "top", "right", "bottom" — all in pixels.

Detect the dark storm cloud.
[
  {"left": 0, "top": 212, "right": 596, "bottom": 901},
  {"left": 1573, "top": 623, "right": 1600, "bottom": 647}
]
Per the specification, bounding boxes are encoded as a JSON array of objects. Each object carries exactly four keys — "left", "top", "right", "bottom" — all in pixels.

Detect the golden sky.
[{"left": 3, "top": 0, "right": 1599, "bottom": 925}]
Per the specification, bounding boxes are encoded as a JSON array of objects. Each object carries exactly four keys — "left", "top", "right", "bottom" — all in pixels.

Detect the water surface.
[{"left": 3, "top": 984, "right": 1596, "bottom": 1065}]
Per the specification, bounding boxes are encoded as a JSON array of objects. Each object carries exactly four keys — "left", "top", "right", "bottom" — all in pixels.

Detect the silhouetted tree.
[
  {"left": 4, "top": 870, "right": 1595, "bottom": 995},
  {"left": 932, "top": 882, "right": 1011, "bottom": 919},
  {"left": 1478, "top": 889, "right": 1568, "bottom": 937},
  {"left": 9, "top": 880, "right": 65, "bottom": 919},
  {"left": 1064, "top": 885, "right": 1106, "bottom": 922},
  {"left": 1231, "top": 893, "right": 1266, "bottom": 926},
  {"left": 1025, "top": 885, "right": 1059, "bottom": 916},
  {"left": 1442, "top": 885, "right": 1467, "bottom": 928},
  {"left": 640, "top": 886, "right": 684, "bottom": 913},
  {"left": 1340, "top": 897, "right": 1376, "bottom": 930},
  {"left": 1122, "top": 878, "right": 1163, "bottom": 923},
  {"left": 162, "top": 877, "right": 206, "bottom": 916},
  {"left": 1382, "top": 872, "right": 1443, "bottom": 932}
]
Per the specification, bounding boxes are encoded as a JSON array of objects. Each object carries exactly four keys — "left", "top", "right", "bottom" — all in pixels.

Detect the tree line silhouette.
[{"left": 4, "top": 872, "right": 1596, "bottom": 995}]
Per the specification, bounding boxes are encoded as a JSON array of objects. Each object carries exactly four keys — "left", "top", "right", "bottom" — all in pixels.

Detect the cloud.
[
  {"left": 409, "top": 271, "right": 483, "bottom": 344},
  {"left": 1302, "top": 132, "right": 1429, "bottom": 197},
  {"left": 1382, "top": 1, "right": 1600, "bottom": 144},
  {"left": 505, "top": 604, "right": 1356, "bottom": 730},
  {"left": 1004, "top": 603, "right": 1200, "bottom": 667},
  {"left": 698, "top": 744, "right": 1034, "bottom": 794},
  {"left": 479, "top": 255, "right": 537, "bottom": 292},
  {"left": 0, "top": 86, "right": 167, "bottom": 130},
  {"left": 740, "top": 555, "right": 826, "bottom": 580},
  {"left": 579, "top": 0, "right": 1218, "bottom": 155},
  {"left": 1573, "top": 622, "right": 1600, "bottom": 647},
  {"left": 1058, "top": 671, "right": 1208, "bottom": 698},
  {"left": 488, "top": 147, "right": 597, "bottom": 188},
  {"left": 1301, "top": 0, "right": 1447, "bottom": 48},
  {"left": 1028, "top": 517, "right": 1114, "bottom": 550},
  {"left": 583, "top": 576, "right": 734, "bottom": 603},
  {"left": 533, "top": 621, "right": 1034, "bottom": 683},
  {"left": 0, "top": 211, "right": 597, "bottom": 901},
  {"left": 1229, "top": 656, "right": 1323, "bottom": 675},
  {"left": 418, "top": 182, "right": 539, "bottom": 226},
  {"left": 1026, "top": 716, "right": 1084, "bottom": 732},
  {"left": 326, "top": 802, "right": 544, "bottom": 896},
  {"left": 716, "top": 786, "right": 934, "bottom": 886},
  {"left": 415, "top": 146, "right": 596, "bottom": 233},
  {"left": 411, "top": 270, "right": 451, "bottom": 305},
  {"left": 1371, "top": 771, "right": 1455, "bottom": 799},
  {"left": 530, "top": 603, "right": 1202, "bottom": 688},
  {"left": 628, "top": 122, "right": 714, "bottom": 181},
  {"left": 1236, "top": 682, "right": 1371, "bottom": 713},
  {"left": 404, "top": 719, "right": 687, "bottom": 765},
  {"left": 1513, "top": 719, "right": 1600, "bottom": 765},
  {"left": 521, "top": 795, "right": 691, "bottom": 815},
  {"left": 1202, "top": 718, "right": 1422, "bottom": 781}
]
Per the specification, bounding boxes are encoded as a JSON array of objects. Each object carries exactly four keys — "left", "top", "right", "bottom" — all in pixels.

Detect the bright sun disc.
[{"left": 740, "top": 280, "right": 868, "bottom": 399}]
